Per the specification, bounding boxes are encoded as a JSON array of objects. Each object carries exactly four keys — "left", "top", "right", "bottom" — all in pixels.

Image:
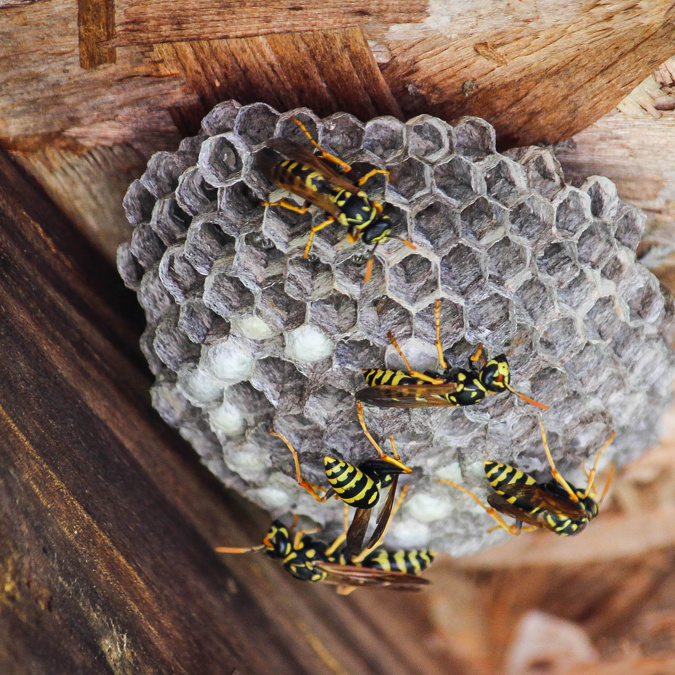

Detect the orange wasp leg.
[
  {"left": 303, "top": 216, "right": 335, "bottom": 259},
  {"left": 580, "top": 430, "right": 616, "bottom": 500},
  {"left": 262, "top": 198, "right": 310, "bottom": 214},
  {"left": 538, "top": 419, "right": 580, "bottom": 503},
  {"left": 434, "top": 299, "right": 448, "bottom": 370},
  {"left": 270, "top": 429, "right": 328, "bottom": 502},
  {"left": 387, "top": 331, "right": 446, "bottom": 385},
  {"left": 290, "top": 116, "right": 352, "bottom": 172},
  {"left": 357, "top": 168, "right": 390, "bottom": 186},
  {"left": 356, "top": 401, "right": 412, "bottom": 474},
  {"left": 439, "top": 480, "right": 524, "bottom": 536}
]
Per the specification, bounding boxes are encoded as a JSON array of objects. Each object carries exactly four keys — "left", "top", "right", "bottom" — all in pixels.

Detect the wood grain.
[
  {"left": 111, "top": 0, "right": 426, "bottom": 46},
  {"left": 77, "top": 0, "right": 116, "bottom": 69}
]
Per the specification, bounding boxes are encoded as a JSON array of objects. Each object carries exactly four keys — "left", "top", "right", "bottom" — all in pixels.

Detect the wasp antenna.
[
  {"left": 215, "top": 544, "right": 267, "bottom": 554},
  {"left": 505, "top": 383, "right": 549, "bottom": 410}
]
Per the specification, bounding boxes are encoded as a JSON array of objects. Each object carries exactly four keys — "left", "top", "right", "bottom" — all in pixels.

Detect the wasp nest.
[{"left": 118, "top": 101, "right": 675, "bottom": 555}]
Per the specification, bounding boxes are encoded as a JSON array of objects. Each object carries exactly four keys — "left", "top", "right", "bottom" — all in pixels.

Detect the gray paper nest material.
[{"left": 118, "top": 101, "right": 675, "bottom": 555}]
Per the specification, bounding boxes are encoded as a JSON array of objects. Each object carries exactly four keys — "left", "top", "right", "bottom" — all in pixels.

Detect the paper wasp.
[
  {"left": 258, "top": 116, "right": 415, "bottom": 281},
  {"left": 215, "top": 518, "right": 433, "bottom": 593},
  {"left": 440, "top": 419, "right": 615, "bottom": 536},
  {"left": 270, "top": 401, "right": 411, "bottom": 555},
  {"left": 356, "top": 299, "right": 548, "bottom": 410}
]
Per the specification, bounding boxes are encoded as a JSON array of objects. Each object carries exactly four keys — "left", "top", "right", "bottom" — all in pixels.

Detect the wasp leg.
[
  {"left": 439, "top": 480, "right": 523, "bottom": 536},
  {"left": 262, "top": 198, "right": 311, "bottom": 214},
  {"left": 290, "top": 116, "right": 352, "bottom": 172},
  {"left": 292, "top": 526, "right": 321, "bottom": 550},
  {"left": 303, "top": 216, "right": 335, "bottom": 259},
  {"left": 270, "top": 429, "right": 328, "bottom": 502},
  {"left": 351, "top": 485, "right": 410, "bottom": 564},
  {"left": 469, "top": 342, "right": 487, "bottom": 370},
  {"left": 356, "top": 402, "right": 412, "bottom": 473},
  {"left": 324, "top": 504, "right": 350, "bottom": 557},
  {"left": 581, "top": 430, "right": 616, "bottom": 499},
  {"left": 538, "top": 419, "right": 580, "bottom": 503},
  {"left": 434, "top": 299, "right": 448, "bottom": 371},
  {"left": 357, "top": 168, "right": 390, "bottom": 187},
  {"left": 598, "top": 464, "right": 615, "bottom": 505},
  {"left": 215, "top": 543, "right": 267, "bottom": 553},
  {"left": 387, "top": 331, "right": 447, "bottom": 385}
]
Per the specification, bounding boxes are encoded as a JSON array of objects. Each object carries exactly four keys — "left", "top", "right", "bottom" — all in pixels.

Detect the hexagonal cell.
[
  {"left": 555, "top": 187, "right": 593, "bottom": 239},
  {"left": 307, "top": 291, "right": 357, "bottom": 338},
  {"left": 387, "top": 254, "right": 438, "bottom": 310},
  {"left": 179, "top": 295, "right": 230, "bottom": 344},
  {"left": 197, "top": 133, "right": 246, "bottom": 188},
  {"left": 284, "top": 255, "right": 334, "bottom": 302},
  {"left": 486, "top": 236, "right": 528, "bottom": 287},
  {"left": 538, "top": 316, "right": 586, "bottom": 361},
  {"left": 601, "top": 248, "right": 633, "bottom": 287},
  {"left": 204, "top": 261, "right": 255, "bottom": 320},
  {"left": 123, "top": 179, "right": 155, "bottom": 225},
  {"left": 536, "top": 241, "right": 580, "bottom": 287},
  {"left": 434, "top": 156, "right": 486, "bottom": 206},
  {"left": 584, "top": 296, "right": 625, "bottom": 341},
  {"left": 153, "top": 306, "right": 201, "bottom": 371},
  {"left": 250, "top": 356, "right": 304, "bottom": 412},
  {"left": 513, "top": 277, "right": 558, "bottom": 325},
  {"left": 525, "top": 148, "right": 564, "bottom": 200},
  {"left": 564, "top": 341, "right": 616, "bottom": 392},
  {"left": 358, "top": 296, "right": 413, "bottom": 345},
  {"left": 184, "top": 215, "right": 236, "bottom": 275},
  {"left": 175, "top": 166, "right": 218, "bottom": 217},
  {"left": 333, "top": 254, "right": 385, "bottom": 300},
  {"left": 413, "top": 298, "right": 464, "bottom": 348},
  {"left": 139, "top": 324, "right": 165, "bottom": 376},
  {"left": 581, "top": 176, "right": 620, "bottom": 222},
  {"left": 129, "top": 222, "right": 164, "bottom": 268},
  {"left": 304, "top": 384, "right": 353, "bottom": 431},
  {"left": 275, "top": 110, "right": 321, "bottom": 145},
  {"left": 440, "top": 243, "right": 487, "bottom": 300},
  {"left": 117, "top": 242, "right": 144, "bottom": 291},
  {"left": 459, "top": 197, "right": 508, "bottom": 247},
  {"left": 260, "top": 199, "right": 313, "bottom": 254},
  {"left": 387, "top": 157, "right": 430, "bottom": 203},
  {"left": 363, "top": 117, "right": 407, "bottom": 162},
  {"left": 407, "top": 115, "right": 451, "bottom": 163},
  {"left": 151, "top": 371, "right": 191, "bottom": 427},
  {"left": 158, "top": 243, "right": 200, "bottom": 303},
  {"left": 255, "top": 281, "right": 306, "bottom": 332},
  {"left": 149, "top": 198, "right": 191, "bottom": 246},
  {"left": 178, "top": 132, "right": 207, "bottom": 164},
  {"left": 334, "top": 338, "right": 384, "bottom": 374},
  {"left": 200, "top": 336, "right": 257, "bottom": 386},
  {"left": 466, "top": 293, "right": 515, "bottom": 345},
  {"left": 411, "top": 198, "right": 460, "bottom": 251},
  {"left": 230, "top": 232, "right": 284, "bottom": 289},
  {"left": 509, "top": 195, "right": 555, "bottom": 250},
  {"left": 137, "top": 266, "right": 173, "bottom": 323},
  {"left": 217, "top": 180, "right": 265, "bottom": 232},
  {"left": 614, "top": 202, "right": 647, "bottom": 252},
  {"left": 576, "top": 220, "right": 615, "bottom": 271},
  {"left": 201, "top": 100, "right": 242, "bottom": 136},
  {"left": 620, "top": 265, "right": 665, "bottom": 324},
  {"left": 483, "top": 157, "right": 528, "bottom": 207},
  {"left": 319, "top": 112, "right": 365, "bottom": 158},
  {"left": 221, "top": 381, "right": 275, "bottom": 424},
  {"left": 558, "top": 269, "right": 600, "bottom": 315},
  {"left": 234, "top": 102, "right": 280, "bottom": 148},
  {"left": 529, "top": 366, "right": 567, "bottom": 407},
  {"left": 451, "top": 116, "right": 496, "bottom": 161},
  {"left": 140, "top": 150, "right": 192, "bottom": 199}
]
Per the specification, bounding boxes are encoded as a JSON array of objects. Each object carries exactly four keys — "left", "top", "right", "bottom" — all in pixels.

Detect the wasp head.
[
  {"left": 361, "top": 216, "right": 392, "bottom": 245},
  {"left": 479, "top": 355, "right": 510, "bottom": 392},
  {"left": 263, "top": 520, "right": 293, "bottom": 559}
]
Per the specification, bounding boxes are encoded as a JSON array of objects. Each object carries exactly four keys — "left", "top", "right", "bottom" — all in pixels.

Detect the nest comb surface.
[{"left": 118, "top": 101, "right": 675, "bottom": 555}]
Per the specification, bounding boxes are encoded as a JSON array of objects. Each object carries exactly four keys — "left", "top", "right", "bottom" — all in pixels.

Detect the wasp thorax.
[{"left": 121, "top": 100, "right": 675, "bottom": 555}]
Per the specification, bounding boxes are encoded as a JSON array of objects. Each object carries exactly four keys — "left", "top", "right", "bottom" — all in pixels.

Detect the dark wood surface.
[{"left": 0, "top": 150, "right": 451, "bottom": 674}]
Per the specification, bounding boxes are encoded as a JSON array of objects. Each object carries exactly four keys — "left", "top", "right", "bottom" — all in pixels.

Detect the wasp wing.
[
  {"left": 487, "top": 493, "right": 549, "bottom": 530},
  {"left": 266, "top": 138, "right": 362, "bottom": 193},
  {"left": 493, "top": 482, "right": 586, "bottom": 520},
  {"left": 346, "top": 508, "right": 371, "bottom": 555},
  {"left": 356, "top": 383, "right": 461, "bottom": 408},
  {"left": 314, "top": 561, "right": 430, "bottom": 591},
  {"left": 365, "top": 475, "right": 398, "bottom": 551}
]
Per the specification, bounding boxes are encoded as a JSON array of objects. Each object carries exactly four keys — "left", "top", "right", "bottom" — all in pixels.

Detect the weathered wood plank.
[
  {"left": 77, "top": 0, "right": 116, "bottom": 69},
  {"left": 111, "top": 0, "right": 426, "bottom": 46}
]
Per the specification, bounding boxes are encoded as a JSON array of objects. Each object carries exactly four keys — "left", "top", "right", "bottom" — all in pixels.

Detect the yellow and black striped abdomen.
[
  {"left": 360, "top": 549, "right": 436, "bottom": 575},
  {"left": 484, "top": 461, "right": 536, "bottom": 501},
  {"left": 362, "top": 369, "right": 420, "bottom": 387},
  {"left": 272, "top": 160, "right": 341, "bottom": 201},
  {"left": 324, "top": 456, "right": 379, "bottom": 509}
]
